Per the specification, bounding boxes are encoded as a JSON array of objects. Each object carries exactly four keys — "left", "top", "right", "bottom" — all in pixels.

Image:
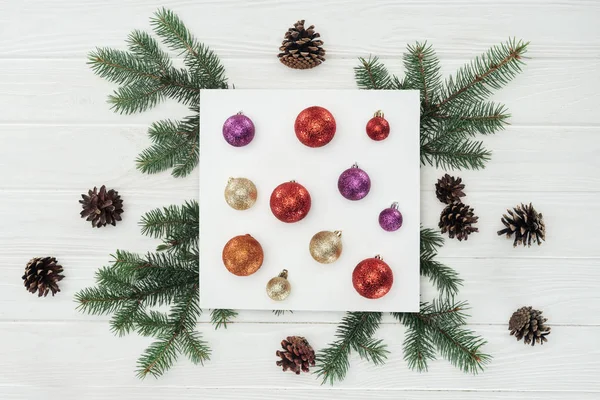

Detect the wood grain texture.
[
  {"left": 0, "top": 0, "right": 598, "bottom": 59},
  {"left": 1, "top": 125, "right": 598, "bottom": 192},
  {"left": 0, "top": 322, "right": 597, "bottom": 391},
  {"left": 1, "top": 388, "right": 598, "bottom": 400},
  {"left": 0, "top": 0, "right": 599, "bottom": 398},
  {"left": 0, "top": 58, "right": 598, "bottom": 125}
]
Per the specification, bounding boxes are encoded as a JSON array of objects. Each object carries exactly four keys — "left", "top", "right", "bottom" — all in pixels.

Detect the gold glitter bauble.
[
  {"left": 224, "top": 177, "right": 257, "bottom": 210},
  {"left": 309, "top": 230, "right": 342, "bottom": 264},
  {"left": 266, "top": 270, "right": 291, "bottom": 301},
  {"left": 222, "top": 234, "right": 264, "bottom": 276}
]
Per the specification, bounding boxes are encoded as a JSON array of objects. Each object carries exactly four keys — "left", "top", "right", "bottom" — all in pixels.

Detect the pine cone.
[
  {"left": 509, "top": 306, "right": 551, "bottom": 346},
  {"left": 278, "top": 20, "right": 325, "bottom": 70},
  {"left": 439, "top": 202, "right": 479, "bottom": 241},
  {"left": 435, "top": 174, "right": 466, "bottom": 204},
  {"left": 275, "top": 336, "right": 316, "bottom": 374},
  {"left": 79, "top": 185, "right": 124, "bottom": 228},
  {"left": 497, "top": 203, "right": 545, "bottom": 247},
  {"left": 22, "top": 257, "right": 65, "bottom": 297}
]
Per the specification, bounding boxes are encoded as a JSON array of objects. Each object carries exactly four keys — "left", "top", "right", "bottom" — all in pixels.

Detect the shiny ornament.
[
  {"left": 379, "top": 202, "right": 403, "bottom": 232},
  {"left": 294, "top": 106, "right": 336, "bottom": 148},
  {"left": 266, "top": 269, "right": 291, "bottom": 301},
  {"left": 222, "top": 234, "right": 264, "bottom": 276},
  {"left": 222, "top": 112, "right": 255, "bottom": 147},
  {"left": 224, "top": 177, "right": 257, "bottom": 210},
  {"left": 352, "top": 255, "right": 393, "bottom": 299},
  {"left": 366, "top": 110, "right": 390, "bottom": 141},
  {"left": 270, "top": 181, "right": 312, "bottom": 223},
  {"left": 338, "top": 163, "right": 371, "bottom": 201},
  {"left": 309, "top": 230, "right": 342, "bottom": 264}
]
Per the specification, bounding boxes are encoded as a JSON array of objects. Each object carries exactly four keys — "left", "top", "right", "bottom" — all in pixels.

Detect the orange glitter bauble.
[
  {"left": 294, "top": 106, "right": 336, "bottom": 148},
  {"left": 270, "top": 181, "right": 312, "bottom": 223},
  {"left": 352, "top": 256, "right": 393, "bottom": 299},
  {"left": 222, "top": 234, "right": 264, "bottom": 276}
]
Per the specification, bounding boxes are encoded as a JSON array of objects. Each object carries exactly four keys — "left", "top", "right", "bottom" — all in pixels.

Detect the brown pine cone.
[
  {"left": 22, "top": 257, "right": 65, "bottom": 297},
  {"left": 439, "top": 202, "right": 479, "bottom": 241},
  {"left": 509, "top": 306, "right": 551, "bottom": 346},
  {"left": 435, "top": 174, "right": 466, "bottom": 204},
  {"left": 277, "top": 20, "right": 325, "bottom": 70},
  {"left": 498, "top": 203, "right": 545, "bottom": 247},
  {"left": 79, "top": 185, "right": 124, "bottom": 228},
  {"left": 275, "top": 336, "right": 316, "bottom": 374}
]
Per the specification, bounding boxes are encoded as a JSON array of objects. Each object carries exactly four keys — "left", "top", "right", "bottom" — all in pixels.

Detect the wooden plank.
[
  {"left": 0, "top": 322, "right": 597, "bottom": 391},
  {"left": 0, "top": 191, "right": 596, "bottom": 259},
  {"left": 0, "top": 1, "right": 598, "bottom": 59},
  {"left": 1, "top": 387, "right": 597, "bottom": 400},
  {"left": 1, "top": 125, "right": 598, "bottom": 193},
  {"left": 1, "top": 257, "right": 598, "bottom": 325},
  {"left": 0, "top": 58, "right": 598, "bottom": 125}
]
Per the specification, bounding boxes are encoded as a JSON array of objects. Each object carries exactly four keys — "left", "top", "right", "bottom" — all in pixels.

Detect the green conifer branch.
[
  {"left": 315, "top": 312, "right": 387, "bottom": 385},
  {"left": 211, "top": 309, "right": 239, "bottom": 329},
  {"left": 354, "top": 39, "right": 527, "bottom": 170}
]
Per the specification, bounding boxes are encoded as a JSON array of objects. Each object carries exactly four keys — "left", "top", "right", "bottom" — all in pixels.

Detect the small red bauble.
[
  {"left": 352, "top": 255, "right": 393, "bottom": 299},
  {"left": 366, "top": 110, "right": 390, "bottom": 141},
  {"left": 294, "top": 106, "right": 336, "bottom": 148},
  {"left": 270, "top": 181, "right": 312, "bottom": 223}
]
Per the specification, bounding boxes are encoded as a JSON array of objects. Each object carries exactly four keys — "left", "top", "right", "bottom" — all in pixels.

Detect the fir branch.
[
  {"left": 437, "top": 38, "right": 528, "bottom": 110},
  {"left": 108, "top": 80, "right": 166, "bottom": 114},
  {"left": 421, "top": 135, "right": 491, "bottom": 170},
  {"left": 137, "top": 284, "right": 203, "bottom": 378},
  {"left": 420, "top": 253, "right": 462, "bottom": 297},
  {"left": 403, "top": 42, "right": 442, "bottom": 106},
  {"left": 355, "top": 56, "right": 394, "bottom": 90},
  {"left": 273, "top": 310, "right": 293, "bottom": 316},
  {"left": 88, "top": 48, "right": 160, "bottom": 85},
  {"left": 420, "top": 226, "right": 444, "bottom": 255},
  {"left": 211, "top": 309, "right": 239, "bottom": 329},
  {"left": 151, "top": 8, "right": 227, "bottom": 89},
  {"left": 134, "top": 311, "right": 172, "bottom": 337},
  {"left": 315, "top": 312, "right": 388, "bottom": 385},
  {"left": 393, "top": 299, "right": 491, "bottom": 374},
  {"left": 127, "top": 30, "right": 172, "bottom": 71}
]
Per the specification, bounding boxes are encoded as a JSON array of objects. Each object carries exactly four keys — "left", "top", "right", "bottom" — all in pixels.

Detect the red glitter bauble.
[
  {"left": 352, "top": 256, "right": 393, "bottom": 299},
  {"left": 294, "top": 106, "right": 336, "bottom": 148},
  {"left": 270, "top": 181, "right": 312, "bottom": 223},
  {"left": 366, "top": 111, "right": 390, "bottom": 141}
]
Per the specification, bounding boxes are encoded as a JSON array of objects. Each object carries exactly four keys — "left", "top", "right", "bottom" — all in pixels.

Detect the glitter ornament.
[
  {"left": 224, "top": 177, "right": 257, "bottom": 210},
  {"left": 352, "top": 255, "right": 393, "bottom": 299},
  {"left": 270, "top": 181, "right": 312, "bottom": 223},
  {"left": 309, "top": 230, "right": 342, "bottom": 264},
  {"left": 222, "top": 234, "right": 264, "bottom": 276},
  {"left": 366, "top": 110, "right": 390, "bottom": 141},
  {"left": 338, "top": 163, "right": 371, "bottom": 201},
  {"left": 222, "top": 112, "right": 255, "bottom": 147},
  {"left": 294, "top": 106, "right": 336, "bottom": 148},
  {"left": 379, "top": 202, "right": 403, "bottom": 232},
  {"left": 266, "top": 269, "right": 291, "bottom": 301}
]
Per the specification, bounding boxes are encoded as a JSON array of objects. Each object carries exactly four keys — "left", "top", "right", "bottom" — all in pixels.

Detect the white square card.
[{"left": 199, "top": 89, "right": 420, "bottom": 312}]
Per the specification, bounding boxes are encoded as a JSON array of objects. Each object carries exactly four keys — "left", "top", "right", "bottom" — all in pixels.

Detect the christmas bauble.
[
  {"left": 222, "top": 234, "right": 263, "bottom": 276},
  {"left": 294, "top": 106, "right": 336, "bottom": 148},
  {"left": 270, "top": 181, "right": 311, "bottom": 223},
  {"left": 223, "top": 112, "right": 255, "bottom": 147},
  {"left": 338, "top": 163, "right": 371, "bottom": 201},
  {"left": 352, "top": 256, "right": 393, "bottom": 299},
  {"left": 366, "top": 110, "right": 390, "bottom": 141},
  {"left": 379, "top": 202, "right": 403, "bottom": 232},
  {"left": 266, "top": 269, "right": 291, "bottom": 301},
  {"left": 309, "top": 230, "right": 342, "bottom": 264},
  {"left": 224, "top": 177, "right": 257, "bottom": 210}
]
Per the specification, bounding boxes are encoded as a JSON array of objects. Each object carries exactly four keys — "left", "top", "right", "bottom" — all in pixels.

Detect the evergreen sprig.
[
  {"left": 355, "top": 39, "right": 528, "bottom": 170},
  {"left": 75, "top": 201, "right": 237, "bottom": 378},
  {"left": 89, "top": 8, "right": 228, "bottom": 177},
  {"left": 315, "top": 227, "right": 488, "bottom": 384}
]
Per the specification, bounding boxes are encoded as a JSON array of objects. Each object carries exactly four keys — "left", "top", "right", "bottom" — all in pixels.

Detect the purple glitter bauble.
[
  {"left": 379, "top": 203, "right": 403, "bottom": 232},
  {"left": 338, "top": 164, "right": 371, "bottom": 201},
  {"left": 222, "top": 113, "right": 255, "bottom": 147}
]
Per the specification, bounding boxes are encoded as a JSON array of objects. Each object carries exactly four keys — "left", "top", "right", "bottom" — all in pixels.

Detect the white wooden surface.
[{"left": 0, "top": 1, "right": 599, "bottom": 399}]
